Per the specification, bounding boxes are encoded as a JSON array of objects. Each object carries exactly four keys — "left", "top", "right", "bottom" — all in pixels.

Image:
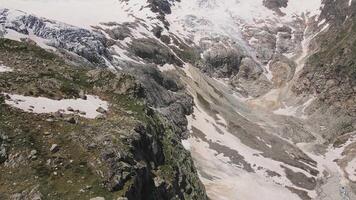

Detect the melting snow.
[
  {"left": 346, "top": 158, "right": 356, "bottom": 181},
  {"left": 186, "top": 103, "right": 306, "bottom": 200},
  {"left": 181, "top": 139, "right": 191, "bottom": 151},
  {"left": 4, "top": 93, "right": 108, "bottom": 119},
  {"left": 297, "top": 136, "right": 356, "bottom": 199},
  {"left": 158, "top": 64, "right": 176, "bottom": 72},
  {"left": 0, "top": 64, "right": 13, "bottom": 72},
  {"left": 4, "top": 28, "right": 56, "bottom": 51}
]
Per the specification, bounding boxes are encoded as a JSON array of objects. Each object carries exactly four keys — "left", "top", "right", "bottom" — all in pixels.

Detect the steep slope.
[
  {"left": 0, "top": 38, "right": 206, "bottom": 200},
  {"left": 0, "top": 0, "right": 355, "bottom": 200}
]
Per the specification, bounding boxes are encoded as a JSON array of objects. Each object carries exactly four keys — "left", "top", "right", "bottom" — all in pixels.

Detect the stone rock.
[
  {"left": 43, "top": 132, "right": 51, "bottom": 136},
  {"left": 95, "top": 114, "right": 106, "bottom": 120},
  {"left": 90, "top": 197, "right": 105, "bottom": 200},
  {"left": 79, "top": 90, "right": 87, "bottom": 100},
  {"left": 50, "top": 144, "right": 60, "bottom": 153},
  {"left": 87, "top": 143, "right": 97, "bottom": 150},
  {"left": 154, "top": 176, "right": 165, "bottom": 187},
  {"left": 96, "top": 107, "right": 107, "bottom": 114},
  {"left": 79, "top": 111, "right": 86, "bottom": 115},
  {"left": 28, "top": 150, "right": 37, "bottom": 160},
  {"left": 0, "top": 145, "right": 7, "bottom": 163},
  {"left": 65, "top": 117, "right": 77, "bottom": 124},
  {"left": 0, "top": 133, "right": 8, "bottom": 163}
]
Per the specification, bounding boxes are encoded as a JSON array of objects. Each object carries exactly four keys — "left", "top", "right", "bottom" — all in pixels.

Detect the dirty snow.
[
  {"left": 4, "top": 93, "right": 108, "bottom": 119},
  {"left": 346, "top": 158, "right": 356, "bottom": 182},
  {"left": 297, "top": 136, "right": 356, "bottom": 199},
  {"left": 186, "top": 103, "right": 306, "bottom": 200}
]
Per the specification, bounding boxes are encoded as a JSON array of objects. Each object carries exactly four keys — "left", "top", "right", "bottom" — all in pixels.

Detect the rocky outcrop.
[
  {"left": 0, "top": 38, "right": 206, "bottom": 200},
  {"left": 263, "top": 0, "right": 288, "bottom": 15},
  {"left": 148, "top": 0, "right": 176, "bottom": 14},
  {"left": 230, "top": 57, "right": 272, "bottom": 97},
  {"left": 129, "top": 38, "right": 183, "bottom": 66},
  {"left": 199, "top": 44, "right": 243, "bottom": 78},
  {"left": 289, "top": 0, "right": 356, "bottom": 145},
  {"left": 123, "top": 63, "right": 194, "bottom": 136}
]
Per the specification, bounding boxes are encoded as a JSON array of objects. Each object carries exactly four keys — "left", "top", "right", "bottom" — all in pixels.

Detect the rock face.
[
  {"left": 263, "top": 0, "right": 288, "bottom": 15},
  {"left": 199, "top": 45, "right": 243, "bottom": 78},
  {"left": 291, "top": 0, "right": 356, "bottom": 142},
  {"left": 129, "top": 38, "right": 183, "bottom": 66}
]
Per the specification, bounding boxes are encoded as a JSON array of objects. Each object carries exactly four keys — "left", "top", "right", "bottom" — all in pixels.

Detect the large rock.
[{"left": 0, "top": 133, "right": 8, "bottom": 163}]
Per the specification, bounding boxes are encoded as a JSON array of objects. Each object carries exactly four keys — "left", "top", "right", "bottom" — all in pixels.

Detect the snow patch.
[
  {"left": 158, "top": 64, "right": 176, "bottom": 72},
  {"left": 181, "top": 139, "right": 191, "bottom": 151},
  {"left": 186, "top": 103, "right": 309, "bottom": 200},
  {"left": 4, "top": 28, "right": 56, "bottom": 51},
  {"left": 346, "top": 158, "right": 356, "bottom": 181},
  {"left": 0, "top": 64, "right": 13, "bottom": 72},
  {"left": 4, "top": 93, "right": 108, "bottom": 119}
]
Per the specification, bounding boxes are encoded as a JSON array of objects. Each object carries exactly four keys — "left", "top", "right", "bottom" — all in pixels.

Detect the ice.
[{"left": 4, "top": 93, "right": 108, "bottom": 119}]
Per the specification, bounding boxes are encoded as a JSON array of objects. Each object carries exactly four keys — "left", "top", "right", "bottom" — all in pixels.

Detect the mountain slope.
[
  {"left": 0, "top": 38, "right": 206, "bottom": 200},
  {"left": 0, "top": 0, "right": 355, "bottom": 200}
]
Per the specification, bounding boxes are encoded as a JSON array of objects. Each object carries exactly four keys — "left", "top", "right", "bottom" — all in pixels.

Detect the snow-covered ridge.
[
  {"left": 0, "top": 8, "right": 113, "bottom": 66},
  {"left": 167, "top": 0, "right": 322, "bottom": 42},
  {"left": 4, "top": 93, "right": 108, "bottom": 119}
]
